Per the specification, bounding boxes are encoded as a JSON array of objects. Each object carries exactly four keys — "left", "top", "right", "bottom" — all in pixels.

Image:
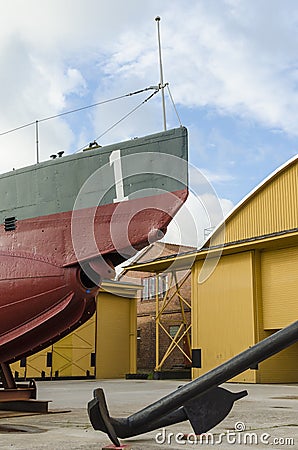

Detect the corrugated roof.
[{"left": 205, "top": 153, "right": 298, "bottom": 247}]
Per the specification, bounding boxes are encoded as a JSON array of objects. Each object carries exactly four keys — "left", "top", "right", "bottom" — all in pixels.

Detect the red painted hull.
[{"left": 0, "top": 189, "right": 187, "bottom": 363}]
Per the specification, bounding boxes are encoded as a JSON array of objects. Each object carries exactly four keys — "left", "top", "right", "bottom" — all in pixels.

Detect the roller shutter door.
[{"left": 261, "top": 246, "right": 298, "bottom": 329}]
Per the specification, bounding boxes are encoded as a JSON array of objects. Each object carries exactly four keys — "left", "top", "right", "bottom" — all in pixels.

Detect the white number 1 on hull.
[{"left": 109, "top": 149, "right": 128, "bottom": 203}]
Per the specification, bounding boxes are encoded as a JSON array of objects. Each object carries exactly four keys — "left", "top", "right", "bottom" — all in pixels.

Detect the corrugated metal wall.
[
  {"left": 214, "top": 159, "right": 297, "bottom": 245},
  {"left": 192, "top": 252, "right": 256, "bottom": 383},
  {"left": 192, "top": 246, "right": 298, "bottom": 383},
  {"left": 257, "top": 338, "right": 298, "bottom": 383},
  {"left": 191, "top": 157, "right": 298, "bottom": 383}
]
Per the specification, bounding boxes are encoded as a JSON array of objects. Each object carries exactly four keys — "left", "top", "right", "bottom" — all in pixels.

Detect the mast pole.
[
  {"left": 35, "top": 120, "right": 39, "bottom": 164},
  {"left": 155, "top": 16, "right": 167, "bottom": 131}
]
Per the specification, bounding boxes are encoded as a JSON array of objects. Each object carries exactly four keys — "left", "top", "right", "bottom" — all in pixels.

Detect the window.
[
  {"left": 149, "top": 277, "right": 155, "bottom": 298},
  {"left": 142, "top": 278, "right": 149, "bottom": 300},
  {"left": 169, "top": 325, "right": 180, "bottom": 338},
  {"left": 158, "top": 274, "right": 168, "bottom": 296},
  {"left": 141, "top": 274, "right": 169, "bottom": 300}
]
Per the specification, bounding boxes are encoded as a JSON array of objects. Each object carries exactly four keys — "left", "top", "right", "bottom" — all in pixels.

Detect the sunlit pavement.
[{"left": 0, "top": 379, "right": 297, "bottom": 449}]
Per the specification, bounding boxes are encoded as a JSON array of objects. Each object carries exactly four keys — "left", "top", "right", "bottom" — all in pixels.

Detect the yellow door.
[
  {"left": 52, "top": 315, "right": 96, "bottom": 377},
  {"left": 26, "top": 346, "right": 52, "bottom": 378},
  {"left": 259, "top": 246, "right": 298, "bottom": 383},
  {"left": 10, "top": 359, "right": 26, "bottom": 380},
  {"left": 261, "top": 246, "right": 298, "bottom": 329},
  {"left": 96, "top": 293, "right": 135, "bottom": 378}
]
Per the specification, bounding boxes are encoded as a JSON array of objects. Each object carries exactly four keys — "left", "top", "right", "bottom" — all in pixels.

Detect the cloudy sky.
[{"left": 1, "top": 0, "right": 298, "bottom": 246}]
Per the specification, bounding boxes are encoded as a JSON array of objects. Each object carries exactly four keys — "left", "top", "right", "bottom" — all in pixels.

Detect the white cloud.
[
  {"left": 163, "top": 191, "right": 234, "bottom": 248},
  {"left": 0, "top": 0, "right": 166, "bottom": 172},
  {"left": 220, "top": 197, "right": 234, "bottom": 216},
  {"left": 199, "top": 168, "right": 234, "bottom": 184},
  {"left": 103, "top": 0, "right": 298, "bottom": 136},
  {"left": 1, "top": 0, "right": 298, "bottom": 182},
  {"left": 163, "top": 167, "right": 234, "bottom": 248}
]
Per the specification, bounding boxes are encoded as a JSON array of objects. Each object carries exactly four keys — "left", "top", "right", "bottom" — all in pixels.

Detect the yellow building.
[
  {"left": 127, "top": 155, "right": 298, "bottom": 383},
  {"left": 192, "top": 155, "right": 298, "bottom": 383}
]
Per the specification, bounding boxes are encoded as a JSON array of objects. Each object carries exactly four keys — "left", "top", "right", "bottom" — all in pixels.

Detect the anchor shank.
[
  {"left": 126, "top": 320, "right": 298, "bottom": 429},
  {"left": 110, "top": 406, "right": 186, "bottom": 438}
]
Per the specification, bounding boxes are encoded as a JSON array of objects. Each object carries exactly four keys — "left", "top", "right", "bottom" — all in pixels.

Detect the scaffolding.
[{"left": 154, "top": 270, "right": 191, "bottom": 372}]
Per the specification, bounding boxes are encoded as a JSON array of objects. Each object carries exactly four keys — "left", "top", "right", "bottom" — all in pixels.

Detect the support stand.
[{"left": 0, "top": 362, "right": 50, "bottom": 412}]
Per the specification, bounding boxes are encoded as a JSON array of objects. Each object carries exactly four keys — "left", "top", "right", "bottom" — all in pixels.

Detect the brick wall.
[{"left": 119, "top": 243, "right": 193, "bottom": 372}]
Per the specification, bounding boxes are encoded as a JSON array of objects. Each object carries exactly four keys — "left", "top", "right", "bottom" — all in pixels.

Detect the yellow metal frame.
[{"left": 155, "top": 270, "right": 191, "bottom": 371}]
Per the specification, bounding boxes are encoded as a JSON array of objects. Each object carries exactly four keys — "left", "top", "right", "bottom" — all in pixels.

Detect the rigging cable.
[
  {"left": 0, "top": 85, "right": 159, "bottom": 137},
  {"left": 75, "top": 87, "right": 160, "bottom": 153},
  {"left": 166, "top": 83, "right": 182, "bottom": 127},
  {"left": 0, "top": 120, "right": 36, "bottom": 137}
]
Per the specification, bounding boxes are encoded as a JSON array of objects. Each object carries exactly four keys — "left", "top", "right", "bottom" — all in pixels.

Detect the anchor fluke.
[
  {"left": 182, "top": 386, "right": 247, "bottom": 434},
  {"left": 88, "top": 388, "right": 121, "bottom": 447}
]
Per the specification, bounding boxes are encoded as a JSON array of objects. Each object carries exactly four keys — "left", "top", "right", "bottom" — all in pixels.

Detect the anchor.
[{"left": 88, "top": 320, "right": 298, "bottom": 447}]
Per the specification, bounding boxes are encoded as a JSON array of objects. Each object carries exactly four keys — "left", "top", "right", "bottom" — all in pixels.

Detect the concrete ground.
[{"left": 0, "top": 379, "right": 297, "bottom": 449}]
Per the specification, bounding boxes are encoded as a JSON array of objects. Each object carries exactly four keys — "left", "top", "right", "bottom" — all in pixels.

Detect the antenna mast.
[
  {"left": 35, "top": 120, "right": 40, "bottom": 163},
  {"left": 155, "top": 16, "right": 167, "bottom": 131}
]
